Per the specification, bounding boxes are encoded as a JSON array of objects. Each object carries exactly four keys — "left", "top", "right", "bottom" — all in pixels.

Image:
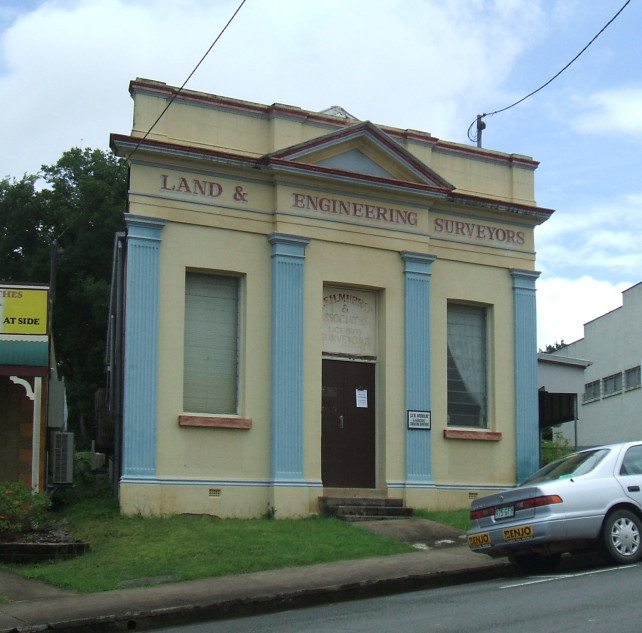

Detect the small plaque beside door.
[{"left": 407, "top": 410, "right": 431, "bottom": 430}]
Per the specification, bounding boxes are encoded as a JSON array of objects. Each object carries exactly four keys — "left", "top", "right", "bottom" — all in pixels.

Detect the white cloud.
[
  {"left": 537, "top": 275, "right": 632, "bottom": 348},
  {"left": 573, "top": 87, "right": 642, "bottom": 136},
  {"left": 0, "top": 0, "right": 242, "bottom": 178},
  {"left": 536, "top": 192, "right": 642, "bottom": 280},
  {"left": 0, "top": 0, "right": 548, "bottom": 179}
]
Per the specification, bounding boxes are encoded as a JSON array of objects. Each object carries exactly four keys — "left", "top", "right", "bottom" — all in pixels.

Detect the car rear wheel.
[
  {"left": 509, "top": 552, "right": 561, "bottom": 574},
  {"left": 600, "top": 509, "right": 642, "bottom": 565}
]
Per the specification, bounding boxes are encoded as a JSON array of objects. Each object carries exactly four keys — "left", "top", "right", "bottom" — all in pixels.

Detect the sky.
[{"left": 0, "top": 0, "right": 640, "bottom": 349}]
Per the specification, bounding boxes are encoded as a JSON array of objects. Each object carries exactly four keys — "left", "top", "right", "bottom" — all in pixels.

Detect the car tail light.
[
  {"left": 470, "top": 495, "right": 562, "bottom": 520},
  {"left": 515, "top": 495, "right": 563, "bottom": 510},
  {"left": 470, "top": 506, "right": 494, "bottom": 520}
]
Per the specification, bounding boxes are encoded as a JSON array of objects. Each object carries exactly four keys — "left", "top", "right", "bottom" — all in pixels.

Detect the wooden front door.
[{"left": 322, "top": 359, "right": 376, "bottom": 488}]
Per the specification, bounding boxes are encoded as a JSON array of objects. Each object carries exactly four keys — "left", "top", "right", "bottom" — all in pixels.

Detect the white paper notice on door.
[{"left": 356, "top": 389, "right": 368, "bottom": 408}]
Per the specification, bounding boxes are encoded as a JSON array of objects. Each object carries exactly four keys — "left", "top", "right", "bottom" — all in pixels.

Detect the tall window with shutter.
[
  {"left": 183, "top": 272, "right": 239, "bottom": 414},
  {"left": 447, "top": 303, "right": 488, "bottom": 428}
]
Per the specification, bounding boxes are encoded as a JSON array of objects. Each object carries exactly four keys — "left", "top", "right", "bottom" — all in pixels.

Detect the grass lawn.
[
  {"left": 4, "top": 494, "right": 469, "bottom": 593},
  {"left": 7, "top": 495, "right": 411, "bottom": 592}
]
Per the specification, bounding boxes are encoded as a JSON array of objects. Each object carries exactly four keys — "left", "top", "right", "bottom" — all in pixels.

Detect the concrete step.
[
  {"left": 319, "top": 496, "right": 413, "bottom": 521},
  {"left": 320, "top": 497, "right": 404, "bottom": 509},
  {"left": 334, "top": 507, "right": 414, "bottom": 521},
  {"left": 337, "top": 514, "right": 412, "bottom": 522}
]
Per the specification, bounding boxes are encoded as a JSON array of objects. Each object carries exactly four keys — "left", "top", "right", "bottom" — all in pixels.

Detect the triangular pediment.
[
  {"left": 261, "top": 121, "right": 453, "bottom": 192},
  {"left": 316, "top": 148, "right": 395, "bottom": 178}
]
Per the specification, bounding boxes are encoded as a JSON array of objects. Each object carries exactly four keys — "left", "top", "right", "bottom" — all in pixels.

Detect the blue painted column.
[
  {"left": 122, "top": 215, "right": 166, "bottom": 478},
  {"left": 511, "top": 268, "right": 541, "bottom": 482},
  {"left": 268, "top": 232, "right": 310, "bottom": 482},
  {"left": 401, "top": 251, "right": 437, "bottom": 483}
]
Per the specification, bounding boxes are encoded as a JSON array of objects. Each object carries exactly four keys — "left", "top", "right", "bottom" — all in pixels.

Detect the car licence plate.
[{"left": 494, "top": 505, "right": 515, "bottom": 520}]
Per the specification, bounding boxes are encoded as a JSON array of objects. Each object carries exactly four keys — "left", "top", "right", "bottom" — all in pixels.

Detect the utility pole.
[{"left": 476, "top": 114, "right": 486, "bottom": 148}]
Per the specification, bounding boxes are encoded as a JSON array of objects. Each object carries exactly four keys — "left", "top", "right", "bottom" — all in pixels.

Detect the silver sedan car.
[{"left": 467, "top": 441, "right": 642, "bottom": 572}]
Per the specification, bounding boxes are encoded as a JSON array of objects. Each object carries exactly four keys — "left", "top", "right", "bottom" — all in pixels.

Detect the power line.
[
  {"left": 126, "top": 0, "right": 248, "bottom": 161},
  {"left": 468, "top": 0, "right": 632, "bottom": 146}
]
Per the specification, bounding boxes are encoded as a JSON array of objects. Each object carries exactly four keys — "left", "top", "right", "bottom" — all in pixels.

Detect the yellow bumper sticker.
[
  {"left": 502, "top": 525, "right": 534, "bottom": 541},
  {"left": 468, "top": 532, "right": 491, "bottom": 547}
]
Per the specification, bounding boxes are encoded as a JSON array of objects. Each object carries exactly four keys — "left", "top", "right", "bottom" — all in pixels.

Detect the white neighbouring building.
[{"left": 552, "top": 282, "right": 642, "bottom": 449}]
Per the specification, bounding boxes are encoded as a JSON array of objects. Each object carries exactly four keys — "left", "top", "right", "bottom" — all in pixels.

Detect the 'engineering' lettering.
[{"left": 292, "top": 193, "right": 417, "bottom": 227}]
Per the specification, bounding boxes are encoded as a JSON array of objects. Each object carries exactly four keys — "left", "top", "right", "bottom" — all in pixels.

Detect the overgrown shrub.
[
  {"left": 541, "top": 431, "right": 572, "bottom": 466},
  {"left": 0, "top": 480, "right": 52, "bottom": 536}
]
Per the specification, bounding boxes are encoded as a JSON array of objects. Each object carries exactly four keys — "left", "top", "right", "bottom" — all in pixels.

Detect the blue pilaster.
[
  {"left": 122, "top": 215, "right": 166, "bottom": 478},
  {"left": 511, "top": 269, "right": 541, "bottom": 482},
  {"left": 401, "top": 251, "right": 437, "bottom": 483},
  {"left": 268, "top": 232, "right": 310, "bottom": 482}
]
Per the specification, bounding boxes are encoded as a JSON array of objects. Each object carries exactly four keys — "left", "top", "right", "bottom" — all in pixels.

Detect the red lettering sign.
[
  {"left": 291, "top": 193, "right": 418, "bottom": 227},
  {"left": 433, "top": 217, "right": 525, "bottom": 245},
  {"left": 160, "top": 174, "right": 223, "bottom": 198}
]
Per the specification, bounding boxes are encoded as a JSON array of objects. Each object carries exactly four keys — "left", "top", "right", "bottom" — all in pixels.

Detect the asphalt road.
[{"left": 156, "top": 560, "right": 641, "bottom": 633}]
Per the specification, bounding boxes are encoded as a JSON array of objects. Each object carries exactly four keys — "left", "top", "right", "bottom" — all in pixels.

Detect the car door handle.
[{"left": 628, "top": 485, "right": 640, "bottom": 492}]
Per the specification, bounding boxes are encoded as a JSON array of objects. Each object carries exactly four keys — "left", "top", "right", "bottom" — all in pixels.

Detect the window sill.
[
  {"left": 178, "top": 415, "right": 252, "bottom": 429},
  {"left": 443, "top": 428, "right": 502, "bottom": 441}
]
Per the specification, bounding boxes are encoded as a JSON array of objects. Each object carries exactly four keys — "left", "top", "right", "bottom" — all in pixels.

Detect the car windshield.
[{"left": 521, "top": 449, "right": 610, "bottom": 485}]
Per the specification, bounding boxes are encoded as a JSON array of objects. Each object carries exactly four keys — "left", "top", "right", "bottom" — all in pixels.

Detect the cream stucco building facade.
[{"left": 108, "top": 78, "right": 553, "bottom": 518}]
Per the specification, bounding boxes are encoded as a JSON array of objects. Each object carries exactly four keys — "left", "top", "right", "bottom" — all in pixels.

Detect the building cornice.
[
  {"left": 127, "top": 78, "right": 540, "bottom": 171},
  {"left": 111, "top": 133, "right": 553, "bottom": 222}
]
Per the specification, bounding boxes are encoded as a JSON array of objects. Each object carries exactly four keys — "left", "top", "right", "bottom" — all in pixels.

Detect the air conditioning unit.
[{"left": 51, "top": 431, "right": 74, "bottom": 485}]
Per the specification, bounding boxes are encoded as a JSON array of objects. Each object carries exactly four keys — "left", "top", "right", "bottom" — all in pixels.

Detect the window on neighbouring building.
[
  {"left": 625, "top": 366, "right": 641, "bottom": 391},
  {"left": 183, "top": 272, "right": 239, "bottom": 414},
  {"left": 602, "top": 372, "right": 623, "bottom": 397},
  {"left": 584, "top": 380, "right": 600, "bottom": 402},
  {"left": 447, "top": 303, "right": 488, "bottom": 428}
]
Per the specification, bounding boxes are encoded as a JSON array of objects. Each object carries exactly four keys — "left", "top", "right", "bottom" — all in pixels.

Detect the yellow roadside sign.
[{"left": 0, "top": 287, "right": 49, "bottom": 335}]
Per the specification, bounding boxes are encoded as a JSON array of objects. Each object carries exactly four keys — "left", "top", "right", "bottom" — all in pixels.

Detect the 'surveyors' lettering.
[{"left": 434, "top": 217, "right": 525, "bottom": 245}]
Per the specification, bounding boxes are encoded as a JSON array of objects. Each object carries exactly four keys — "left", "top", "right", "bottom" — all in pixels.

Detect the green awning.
[{"left": 0, "top": 339, "right": 49, "bottom": 367}]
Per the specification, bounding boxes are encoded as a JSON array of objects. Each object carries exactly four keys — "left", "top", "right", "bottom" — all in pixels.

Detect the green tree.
[
  {"left": 539, "top": 340, "right": 566, "bottom": 353},
  {"left": 0, "top": 175, "right": 52, "bottom": 281},
  {"left": 0, "top": 148, "right": 127, "bottom": 445}
]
